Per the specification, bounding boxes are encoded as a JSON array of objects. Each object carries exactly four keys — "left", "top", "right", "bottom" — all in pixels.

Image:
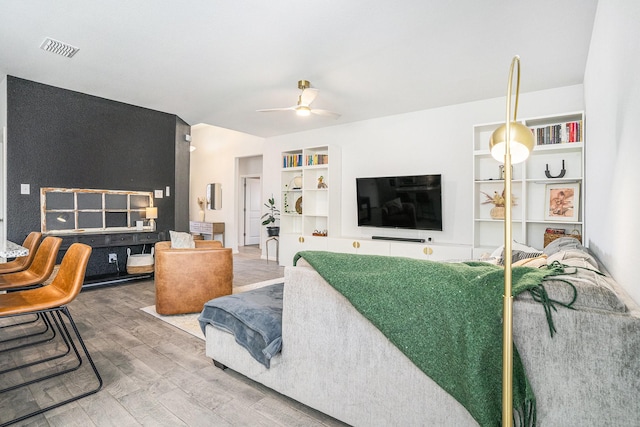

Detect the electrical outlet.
[{"left": 108, "top": 253, "right": 117, "bottom": 264}]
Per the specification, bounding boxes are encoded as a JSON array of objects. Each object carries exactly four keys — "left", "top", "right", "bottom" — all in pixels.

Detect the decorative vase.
[
  {"left": 199, "top": 209, "right": 205, "bottom": 222},
  {"left": 490, "top": 206, "right": 505, "bottom": 219}
]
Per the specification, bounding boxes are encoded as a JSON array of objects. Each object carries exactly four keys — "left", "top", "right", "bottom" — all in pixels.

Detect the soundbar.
[{"left": 372, "top": 236, "right": 425, "bottom": 243}]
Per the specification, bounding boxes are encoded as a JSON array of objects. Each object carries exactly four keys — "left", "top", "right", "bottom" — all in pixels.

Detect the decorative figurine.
[{"left": 545, "top": 159, "right": 567, "bottom": 178}]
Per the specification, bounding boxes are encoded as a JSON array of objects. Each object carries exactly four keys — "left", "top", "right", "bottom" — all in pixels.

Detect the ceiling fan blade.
[
  {"left": 256, "top": 106, "right": 296, "bottom": 113},
  {"left": 299, "top": 88, "right": 318, "bottom": 106},
  {"left": 311, "top": 108, "right": 341, "bottom": 119}
]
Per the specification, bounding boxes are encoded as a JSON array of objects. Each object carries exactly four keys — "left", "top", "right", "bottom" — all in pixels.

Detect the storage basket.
[
  {"left": 126, "top": 247, "right": 154, "bottom": 274},
  {"left": 543, "top": 229, "right": 582, "bottom": 247}
]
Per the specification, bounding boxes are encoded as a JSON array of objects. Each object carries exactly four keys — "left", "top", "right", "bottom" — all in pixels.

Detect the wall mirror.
[
  {"left": 207, "top": 183, "right": 222, "bottom": 210},
  {"left": 41, "top": 187, "right": 153, "bottom": 233}
]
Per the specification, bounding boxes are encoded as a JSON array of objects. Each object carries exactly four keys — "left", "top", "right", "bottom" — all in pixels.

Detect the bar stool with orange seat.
[
  {"left": 0, "top": 236, "right": 62, "bottom": 292},
  {"left": 0, "top": 243, "right": 102, "bottom": 426},
  {"left": 0, "top": 236, "right": 62, "bottom": 341},
  {"left": 0, "top": 231, "right": 42, "bottom": 274}
]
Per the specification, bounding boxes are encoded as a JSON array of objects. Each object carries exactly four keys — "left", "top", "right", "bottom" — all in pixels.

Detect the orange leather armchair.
[{"left": 154, "top": 240, "right": 233, "bottom": 315}]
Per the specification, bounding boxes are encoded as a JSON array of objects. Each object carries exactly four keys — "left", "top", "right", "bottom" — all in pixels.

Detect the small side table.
[
  {"left": 189, "top": 221, "right": 225, "bottom": 246},
  {"left": 265, "top": 236, "right": 279, "bottom": 264}
]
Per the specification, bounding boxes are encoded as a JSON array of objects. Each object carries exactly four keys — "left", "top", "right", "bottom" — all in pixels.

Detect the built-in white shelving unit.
[
  {"left": 472, "top": 112, "right": 585, "bottom": 257},
  {"left": 279, "top": 146, "right": 341, "bottom": 266},
  {"left": 278, "top": 145, "right": 474, "bottom": 266}
]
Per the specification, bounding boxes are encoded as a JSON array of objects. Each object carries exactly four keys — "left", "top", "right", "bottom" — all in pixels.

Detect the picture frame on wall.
[{"left": 544, "top": 182, "right": 580, "bottom": 222}]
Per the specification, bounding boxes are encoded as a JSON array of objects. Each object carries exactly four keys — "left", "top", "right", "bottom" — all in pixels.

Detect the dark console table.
[{"left": 54, "top": 231, "right": 161, "bottom": 288}]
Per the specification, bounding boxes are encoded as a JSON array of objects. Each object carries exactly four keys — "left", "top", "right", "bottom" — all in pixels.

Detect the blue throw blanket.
[{"left": 198, "top": 283, "right": 284, "bottom": 368}]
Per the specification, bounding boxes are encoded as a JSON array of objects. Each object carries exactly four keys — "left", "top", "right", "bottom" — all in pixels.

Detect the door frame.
[
  {"left": 243, "top": 176, "right": 262, "bottom": 246},
  {"left": 237, "top": 173, "right": 262, "bottom": 248}
]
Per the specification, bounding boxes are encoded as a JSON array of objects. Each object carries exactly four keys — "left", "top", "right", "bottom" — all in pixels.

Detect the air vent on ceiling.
[{"left": 40, "top": 37, "right": 79, "bottom": 58}]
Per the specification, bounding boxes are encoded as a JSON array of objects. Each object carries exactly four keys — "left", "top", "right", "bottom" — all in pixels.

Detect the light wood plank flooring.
[{"left": 0, "top": 246, "right": 347, "bottom": 427}]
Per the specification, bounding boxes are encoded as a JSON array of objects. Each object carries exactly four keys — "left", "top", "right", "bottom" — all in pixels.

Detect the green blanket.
[{"left": 294, "top": 251, "right": 563, "bottom": 427}]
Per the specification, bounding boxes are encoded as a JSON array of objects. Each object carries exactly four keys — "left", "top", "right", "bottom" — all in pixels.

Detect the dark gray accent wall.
[
  {"left": 174, "top": 116, "right": 191, "bottom": 232},
  {"left": 6, "top": 76, "right": 189, "bottom": 244}
]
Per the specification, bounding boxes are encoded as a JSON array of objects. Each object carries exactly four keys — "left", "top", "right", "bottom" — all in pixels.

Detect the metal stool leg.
[{"left": 0, "top": 307, "right": 102, "bottom": 427}]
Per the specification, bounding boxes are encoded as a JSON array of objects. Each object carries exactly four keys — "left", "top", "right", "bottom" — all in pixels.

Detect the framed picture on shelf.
[{"left": 544, "top": 182, "right": 580, "bottom": 222}]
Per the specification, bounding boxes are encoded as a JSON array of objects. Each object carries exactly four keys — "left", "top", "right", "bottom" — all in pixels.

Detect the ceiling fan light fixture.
[
  {"left": 296, "top": 106, "right": 311, "bottom": 117},
  {"left": 298, "top": 80, "right": 311, "bottom": 90},
  {"left": 257, "top": 80, "right": 340, "bottom": 119}
]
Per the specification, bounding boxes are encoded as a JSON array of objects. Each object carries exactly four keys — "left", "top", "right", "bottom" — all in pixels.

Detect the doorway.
[{"left": 244, "top": 177, "right": 261, "bottom": 245}]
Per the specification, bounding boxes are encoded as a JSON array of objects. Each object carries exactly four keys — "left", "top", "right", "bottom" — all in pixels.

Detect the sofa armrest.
[{"left": 154, "top": 241, "right": 232, "bottom": 314}]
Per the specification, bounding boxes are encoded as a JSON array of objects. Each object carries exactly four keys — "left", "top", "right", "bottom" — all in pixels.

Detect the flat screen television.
[{"left": 356, "top": 174, "right": 442, "bottom": 231}]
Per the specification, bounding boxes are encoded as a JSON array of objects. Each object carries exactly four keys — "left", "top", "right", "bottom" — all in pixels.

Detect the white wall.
[
  {"left": 190, "top": 124, "right": 265, "bottom": 252},
  {"left": 190, "top": 84, "right": 585, "bottom": 260},
  {"left": 188, "top": 4, "right": 640, "bottom": 306},
  {"left": 584, "top": 0, "right": 640, "bottom": 303},
  {"left": 263, "top": 85, "right": 584, "bottom": 245},
  {"left": 239, "top": 155, "right": 262, "bottom": 176}
]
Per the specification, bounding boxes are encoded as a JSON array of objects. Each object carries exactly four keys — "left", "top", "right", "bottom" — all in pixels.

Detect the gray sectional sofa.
[{"left": 203, "top": 241, "right": 640, "bottom": 426}]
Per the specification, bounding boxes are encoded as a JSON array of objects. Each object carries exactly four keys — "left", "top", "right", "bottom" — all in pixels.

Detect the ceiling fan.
[{"left": 257, "top": 80, "right": 340, "bottom": 119}]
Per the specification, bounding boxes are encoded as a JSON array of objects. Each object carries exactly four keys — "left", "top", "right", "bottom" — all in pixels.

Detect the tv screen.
[{"left": 356, "top": 174, "right": 442, "bottom": 231}]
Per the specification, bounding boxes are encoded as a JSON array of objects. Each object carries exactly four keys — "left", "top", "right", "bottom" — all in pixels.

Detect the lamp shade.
[
  {"left": 489, "top": 122, "right": 534, "bottom": 164},
  {"left": 145, "top": 207, "right": 158, "bottom": 219}
]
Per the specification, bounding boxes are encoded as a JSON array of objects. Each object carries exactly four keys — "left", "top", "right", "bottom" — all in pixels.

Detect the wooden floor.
[{"left": 0, "top": 246, "right": 347, "bottom": 427}]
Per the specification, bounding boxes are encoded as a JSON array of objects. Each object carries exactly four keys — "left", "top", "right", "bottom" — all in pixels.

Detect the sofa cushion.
[
  {"left": 513, "top": 254, "right": 548, "bottom": 267},
  {"left": 169, "top": 230, "right": 195, "bottom": 248},
  {"left": 516, "top": 245, "right": 627, "bottom": 313},
  {"left": 491, "top": 241, "right": 543, "bottom": 265},
  {"left": 543, "top": 236, "right": 586, "bottom": 256}
]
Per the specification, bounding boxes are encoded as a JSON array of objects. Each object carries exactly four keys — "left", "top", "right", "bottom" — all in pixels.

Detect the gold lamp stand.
[{"left": 488, "top": 56, "right": 534, "bottom": 426}]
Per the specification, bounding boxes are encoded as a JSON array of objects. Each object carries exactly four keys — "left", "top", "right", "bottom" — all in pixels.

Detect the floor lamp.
[{"left": 488, "top": 55, "right": 534, "bottom": 426}]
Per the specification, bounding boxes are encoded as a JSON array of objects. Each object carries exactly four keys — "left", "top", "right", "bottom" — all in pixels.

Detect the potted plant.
[
  {"left": 481, "top": 190, "right": 517, "bottom": 219},
  {"left": 261, "top": 195, "right": 281, "bottom": 236}
]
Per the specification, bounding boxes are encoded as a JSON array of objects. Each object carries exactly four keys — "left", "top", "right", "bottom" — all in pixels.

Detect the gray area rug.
[{"left": 140, "top": 277, "right": 285, "bottom": 340}]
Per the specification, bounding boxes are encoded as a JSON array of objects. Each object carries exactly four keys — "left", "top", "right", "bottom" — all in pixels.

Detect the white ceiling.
[{"left": 0, "top": 1, "right": 598, "bottom": 138}]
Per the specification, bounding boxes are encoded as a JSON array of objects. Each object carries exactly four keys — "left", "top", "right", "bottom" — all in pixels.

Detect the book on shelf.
[
  {"left": 530, "top": 120, "right": 582, "bottom": 145},
  {"left": 282, "top": 154, "right": 303, "bottom": 168},
  {"left": 306, "top": 154, "right": 328, "bottom": 166},
  {"left": 545, "top": 227, "right": 566, "bottom": 234},
  {"left": 283, "top": 153, "right": 329, "bottom": 167}
]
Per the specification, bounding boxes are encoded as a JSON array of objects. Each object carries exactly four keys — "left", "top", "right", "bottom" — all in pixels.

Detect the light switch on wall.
[
  {"left": 20, "top": 184, "right": 30, "bottom": 195},
  {"left": 154, "top": 190, "right": 163, "bottom": 198},
  {"left": 165, "top": 186, "right": 170, "bottom": 197}
]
